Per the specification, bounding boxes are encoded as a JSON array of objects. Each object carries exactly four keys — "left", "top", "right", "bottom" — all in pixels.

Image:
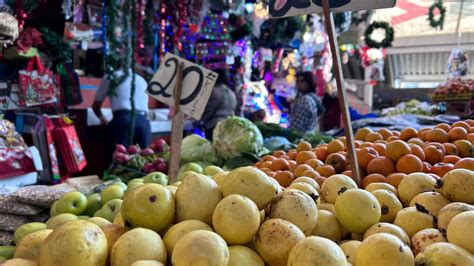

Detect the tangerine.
[
  {"left": 314, "top": 176, "right": 327, "bottom": 187},
  {"left": 441, "top": 155, "right": 461, "bottom": 164},
  {"left": 396, "top": 154, "right": 423, "bottom": 174},
  {"left": 466, "top": 119, "right": 474, "bottom": 127},
  {"left": 409, "top": 144, "right": 426, "bottom": 161},
  {"left": 327, "top": 140, "right": 345, "bottom": 154},
  {"left": 453, "top": 139, "right": 473, "bottom": 158},
  {"left": 273, "top": 171, "right": 294, "bottom": 187},
  {"left": 431, "top": 163, "right": 454, "bottom": 178},
  {"left": 272, "top": 150, "right": 286, "bottom": 158},
  {"left": 359, "top": 143, "right": 373, "bottom": 149},
  {"left": 453, "top": 158, "right": 474, "bottom": 171},
  {"left": 301, "top": 170, "right": 321, "bottom": 179},
  {"left": 325, "top": 153, "right": 347, "bottom": 173},
  {"left": 422, "top": 162, "right": 432, "bottom": 173},
  {"left": 288, "top": 149, "right": 298, "bottom": 160},
  {"left": 296, "top": 141, "right": 313, "bottom": 152},
  {"left": 407, "top": 138, "right": 424, "bottom": 147},
  {"left": 315, "top": 146, "right": 328, "bottom": 161},
  {"left": 367, "top": 156, "right": 395, "bottom": 176},
  {"left": 448, "top": 127, "right": 468, "bottom": 142},
  {"left": 426, "top": 128, "right": 449, "bottom": 143},
  {"left": 378, "top": 128, "right": 393, "bottom": 140},
  {"left": 270, "top": 158, "right": 290, "bottom": 171},
  {"left": 386, "top": 140, "right": 412, "bottom": 162},
  {"left": 442, "top": 143, "right": 459, "bottom": 156},
  {"left": 434, "top": 123, "right": 451, "bottom": 132},
  {"left": 293, "top": 164, "right": 314, "bottom": 177},
  {"left": 365, "top": 132, "right": 384, "bottom": 142},
  {"left": 295, "top": 151, "right": 317, "bottom": 164},
  {"left": 400, "top": 127, "right": 418, "bottom": 141},
  {"left": 424, "top": 145, "right": 444, "bottom": 164},
  {"left": 361, "top": 173, "right": 386, "bottom": 189},
  {"left": 452, "top": 121, "right": 470, "bottom": 131},
  {"left": 355, "top": 127, "right": 373, "bottom": 141},
  {"left": 418, "top": 130, "right": 429, "bottom": 142},
  {"left": 356, "top": 147, "right": 379, "bottom": 170},
  {"left": 467, "top": 133, "right": 474, "bottom": 144},
  {"left": 315, "top": 165, "right": 336, "bottom": 177},
  {"left": 386, "top": 136, "right": 400, "bottom": 142},
  {"left": 305, "top": 158, "right": 324, "bottom": 169},
  {"left": 373, "top": 143, "right": 387, "bottom": 156},
  {"left": 392, "top": 130, "right": 401, "bottom": 137},
  {"left": 386, "top": 173, "right": 407, "bottom": 188}
]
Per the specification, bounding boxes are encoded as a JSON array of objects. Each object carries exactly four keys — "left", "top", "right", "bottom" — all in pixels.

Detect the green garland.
[
  {"left": 364, "top": 21, "right": 394, "bottom": 49},
  {"left": 428, "top": 2, "right": 446, "bottom": 29},
  {"left": 39, "top": 27, "right": 72, "bottom": 63}
]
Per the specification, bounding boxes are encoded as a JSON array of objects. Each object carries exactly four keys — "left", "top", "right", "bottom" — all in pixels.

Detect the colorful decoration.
[
  {"left": 174, "top": 0, "right": 187, "bottom": 52},
  {"left": 427, "top": 1, "right": 446, "bottom": 30},
  {"left": 61, "top": 0, "right": 73, "bottom": 19},
  {"left": 447, "top": 49, "right": 469, "bottom": 79},
  {"left": 333, "top": 12, "right": 352, "bottom": 34},
  {"left": 15, "top": 28, "right": 43, "bottom": 53},
  {"left": 364, "top": 21, "right": 394, "bottom": 49},
  {"left": 259, "top": 16, "right": 305, "bottom": 48},
  {"left": 40, "top": 27, "right": 72, "bottom": 63}
]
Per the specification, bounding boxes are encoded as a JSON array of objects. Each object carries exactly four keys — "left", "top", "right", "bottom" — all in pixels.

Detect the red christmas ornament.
[{"left": 189, "top": 24, "right": 199, "bottom": 34}]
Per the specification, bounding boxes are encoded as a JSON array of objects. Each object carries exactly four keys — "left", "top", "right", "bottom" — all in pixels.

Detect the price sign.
[
  {"left": 268, "top": 0, "right": 396, "bottom": 18},
  {"left": 147, "top": 53, "right": 218, "bottom": 120}
]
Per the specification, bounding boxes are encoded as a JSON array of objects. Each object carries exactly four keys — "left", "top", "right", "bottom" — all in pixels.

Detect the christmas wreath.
[
  {"left": 364, "top": 21, "right": 394, "bottom": 49},
  {"left": 427, "top": 2, "right": 446, "bottom": 29}
]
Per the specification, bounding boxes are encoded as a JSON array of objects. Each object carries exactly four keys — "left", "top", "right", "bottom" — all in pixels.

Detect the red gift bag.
[
  {"left": 52, "top": 118, "right": 87, "bottom": 175},
  {"left": 18, "top": 56, "right": 58, "bottom": 107},
  {"left": 44, "top": 116, "right": 61, "bottom": 181}
]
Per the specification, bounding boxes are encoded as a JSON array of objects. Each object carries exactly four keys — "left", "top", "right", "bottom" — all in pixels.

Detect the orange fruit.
[
  {"left": 452, "top": 121, "right": 470, "bottom": 131},
  {"left": 434, "top": 123, "right": 451, "bottom": 132},
  {"left": 367, "top": 156, "right": 395, "bottom": 176},
  {"left": 467, "top": 133, "right": 474, "bottom": 144},
  {"left": 325, "top": 153, "right": 347, "bottom": 173},
  {"left": 305, "top": 158, "right": 324, "bottom": 169},
  {"left": 448, "top": 127, "right": 468, "bottom": 142},
  {"left": 359, "top": 143, "right": 373, "bottom": 149},
  {"left": 431, "top": 163, "right": 454, "bottom": 178},
  {"left": 267, "top": 171, "right": 276, "bottom": 177},
  {"left": 288, "top": 149, "right": 297, "bottom": 160},
  {"left": 423, "top": 145, "right": 445, "bottom": 164},
  {"left": 296, "top": 141, "right": 313, "bottom": 152},
  {"left": 378, "top": 128, "right": 393, "bottom": 140},
  {"left": 273, "top": 171, "right": 294, "bottom": 187},
  {"left": 374, "top": 140, "right": 387, "bottom": 144},
  {"left": 400, "top": 127, "right": 418, "bottom": 141},
  {"left": 386, "top": 136, "right": 400, "bottom": 142},
  {"left": 392, "top": 130, "right": 401, "bottom": 137},
  {"left": 453, "top": 158, "right": 474, "bottom": 171},
  {"left": 386, "top": 173, "right": 407, "bottom": 188},
  {"left": 407, "top": 138, "right": 424, "bottom": 147},
  {"left": 442, "top": 143, "right": 459, "bottom": 156},
  {"left": 361, "top": 174, "right": 386, "bottom": 189},
  {"left": 262, "top": 155, "right": 276, "bottom": 162},
  {"left": 327, "top": 140, "right": 345, "bottom": 154},
  {"left": 453, "top": 139, "right": 473, "bottom": 158},
  {"left": 255, "top": 162, "right": 261, "bottom": 168},
  {"left": 272, "top": 150, "right": 286, "bottom": 158},
  {"left": 301, "top": 169, "right": 321, "bottom": 179},
  {"left": 315, "top": 165, "right": 336, "bottom": 177},
  {"left": 386, "top": 140, "right": 412, "bottom": 162},
  {"left": 466, "top": 119, "right": 474, "bottom": 127},
  {"left": 354, "top": 140, "right": 362, "bottom": 148},
  {"left": 372, "top": 143, "right": 387, "bottom": 156},
  {"left": 470, "top": 127, "right": 474, "bottom": 134},
  {"left": 441, "top": 155, "right": 461, "bottom": 164},
  {"left": 356, "top": 147, "right": 379, "bottom": 170},
  {"left": 423, "top": 162, "right": 432, "bottom": 173},
  {"left": 315, "top": 146, "right": 328, "bottom": 161},
  {"left": 355, "top": 127, "right": 373, "bottom": 141},
  {"left": 396, "top": 154, "right": 423, "bottom": 174},
  {"left": 295, "top": 151, "right": 317, "bottom": 164},
  {"left": 293, "top": 164, "right": 313, "bottom": 177},
  {"left": 426, "top": 128, "right": 449, "bottom": 143},
  {"left": 365, "top": 132, "right": 383, "bottom": 143},
  {"left": 418, "top": 130, "right": 429, "bottom": 142},
  {"left": 260, "top": 161, "right": 272, "bottom": 169},
  {"left": 288, "top": 160, "right": 297, "bottom": 169},
  {"left": 280, "top": 155, "right": 290, "bottom": 160},
  {"left": 341, "top": 170, "right": 352, "bottom": 178},
  {"left": 314, "top": 176, "right": 327, "bottom": 187},
  {"left": 270, "top": 158, "right": 290, "bottom": 171},
  {"left": 409, "top": 144, "right": 425, "bottom": 161}
]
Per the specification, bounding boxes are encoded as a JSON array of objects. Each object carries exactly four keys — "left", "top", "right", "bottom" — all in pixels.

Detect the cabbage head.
[
  {"left": 181, "top": 134, "right": 218, "bottom": 164},
  {"left": 212, "top": 116, "right": 264, "bottom": 160}
]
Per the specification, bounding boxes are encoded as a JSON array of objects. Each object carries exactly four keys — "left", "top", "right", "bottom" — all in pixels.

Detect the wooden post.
[
  {"left": 322, "top": 0, "right": 361, "bottom": 186},
  {"left": 168, "top": 62, "right": 185, "bottom": 183}
]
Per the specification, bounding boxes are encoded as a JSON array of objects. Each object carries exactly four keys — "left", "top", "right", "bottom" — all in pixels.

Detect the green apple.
[
  {"left": 50, "top": 201, "right": 58, "bottom": 217},
  {"left": 56, "top": 191, "right": 88, "bottom": 215},
  {"left": 143, "top": 172, "right": 168, "bottom": 185},
  {"left": 114, "top": 181, "right": 128, "bottom": 191},
  {"left": 204, "top": 165, "right": 224, "bottom": 176},
  {"left": 0, "top": 246, "right": 15, "bottom": 259},
  {"left": 13, "top": 222, "right": 47, "bottom": 245},
  {"left": 46, "top": 213, "right": 78, "bottom": 229},
  {"left": 88, "top": 217, "right": 112, "bottom": 227},
  {"left": 84, "top": 193, "right": 102, "bottom": 216},
  {"left": 184, "top": 163, "right": 203, "bottom": 174},
  {"left": 94, "top": 199, "right": 123, "bottom": 222},
  {"left": 101, "top": 185, "right": 125, "bottom": 205},
  {"left": 128, "top": 178, "right": 144, "bottom": 185}
]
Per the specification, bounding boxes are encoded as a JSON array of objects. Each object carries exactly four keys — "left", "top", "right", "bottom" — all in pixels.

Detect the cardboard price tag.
[
  {"left": 147, "top": 53, "right": 218, "bottom": 120},
  {"left": 268, "top": 0, "right": 396, "bottom": 18}
]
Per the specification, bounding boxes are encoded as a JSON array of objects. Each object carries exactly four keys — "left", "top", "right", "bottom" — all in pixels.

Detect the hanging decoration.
[
  {"left": 15, "top": 28, "right": 43, "bottom": 52},
  {"left": 40, "top": 27, "right": 72, "bottom": 63},
  {"left": 135, "top": 0, "right": 145, "bottom": 64},
  {"left": 61, "top": 0, "right": 73, "bottom": 19},
  {"left": 333, "top": 12, "right": 352, "bottom": 34},
  {"left": 173, "top": 0, "right": 187, "bottom": 52},
  {"left": 73, "top": 0, "right": 84, "bottom": 23},
  {"left": 259, "top": 16, "right": 305, "bottom": 48},
  {"left": 427, "top": 1, "right": 446, "bottom": 30},
  {"left": 158, "top": 3, "right": 166, "bottom": 62},
  {"left": 229, "top": 14, "right": 252, "bottom": 41},
  {"left": 364, "top": 21, "right": 394, "bottom": 49},
  {"left": 187, "top": 0, "right": 209, "bottom": 31},
  {"left": 447, "top": 49, "right": 469, "bottom": 79}
]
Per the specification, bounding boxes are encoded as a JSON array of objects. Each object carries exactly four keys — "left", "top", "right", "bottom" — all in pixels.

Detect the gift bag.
[
  {"left": 56, "top": 63, "right": 82, "bottom": 106},
  {"left": 18, "top": 56, "right": 58, "bottom": 107},
  {"left": 52, "top": 118, "right": 87, "bottom": 175},
  {"left": 43, "top": 116, "right": 61, "bottom": 181}
]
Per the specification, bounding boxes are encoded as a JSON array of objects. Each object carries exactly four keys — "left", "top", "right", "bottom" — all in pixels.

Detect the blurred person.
[
  {"left": 289, "top": 71, "right": 324, "bottom": 133},
  {"left": 321, "top": 80, "right": 342, "bottom": 131},
  {"left": 200, "top": 68, "right": 237, "bottom": 141},
  {"left": 93, "top": 69, "right": 151, "bottom": 165}
]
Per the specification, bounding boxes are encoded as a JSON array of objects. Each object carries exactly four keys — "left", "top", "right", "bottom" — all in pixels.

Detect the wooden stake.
[
  {"left": 322, "top": 0, "right": 361, "bottom": 186},
  {"left": 169, "top": 62, "right": 185, "bottom": 183}
]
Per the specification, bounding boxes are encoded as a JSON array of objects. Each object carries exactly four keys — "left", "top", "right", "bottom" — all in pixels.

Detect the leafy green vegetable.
[
  {"left": 213, "top": 116, "right": 264, "bottom": 160},
  {"left": 181, "top": 134, "right": 219, "bottom": 164}
]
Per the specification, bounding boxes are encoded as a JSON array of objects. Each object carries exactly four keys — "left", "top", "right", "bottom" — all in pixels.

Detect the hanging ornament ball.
[
  {"left": 364, "top": 21, "right": 394, "bottom": 49},
  {"left": 189, "top": 24, "right": 200, "bottom": 34}
]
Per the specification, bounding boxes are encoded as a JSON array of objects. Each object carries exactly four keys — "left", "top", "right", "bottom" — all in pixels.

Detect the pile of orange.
[{"left": 256, "top": 119, "right": 474, "bottom": 189}]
